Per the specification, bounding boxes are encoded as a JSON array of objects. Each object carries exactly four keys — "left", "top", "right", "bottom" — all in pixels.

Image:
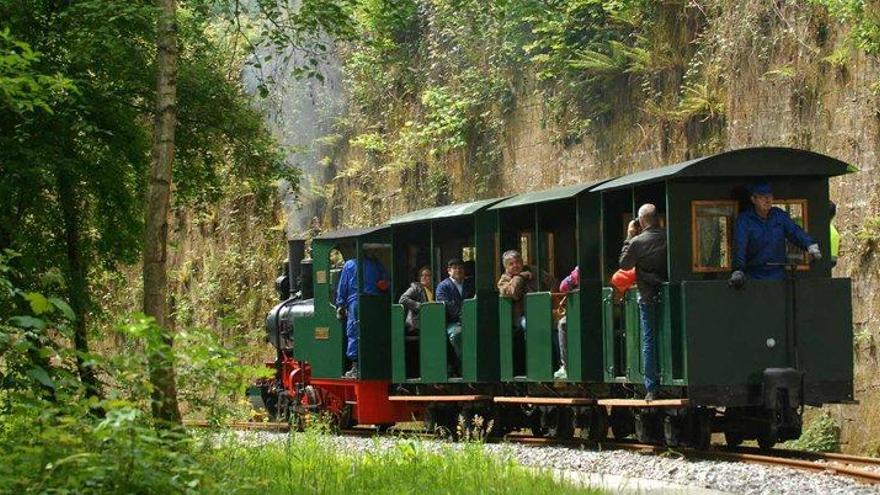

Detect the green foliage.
[
  {"left": 810, "top": 0, "right": 880, "bottom": 55},
  {"left": 333, "top": 0, "right": 728, "bottom": 212},
  {"left": 176, "top": 327, "right": 271, "bottom": 424},
  {"left": 0, "top": 313, "right": 178, "bottom": 494},
  {"left": 674, "top": 81, "right": 725, "bottom": 122},
  {"left": 0, "top": 29, "right": 74, "bottom": 112},
  {"left": 0, "top": 0, "right": 292, "bottom": 356},
  {"left": 0, "top": 250, "right": 77, "bottom": 398},
  {"left": 419, "top": 85, "right": 477, "bottom": 155},
  {"left": 201, "top": 430, "right": 601, "bottom": 494},
  {"left": 523, "top": 0, "right": 635, "bottom": 132},
  {"left": 784, "top": 411, "right": 841, "bottom": 453},
  {"left": 856, "top": 216, "right": 880, "bottom": 243}
]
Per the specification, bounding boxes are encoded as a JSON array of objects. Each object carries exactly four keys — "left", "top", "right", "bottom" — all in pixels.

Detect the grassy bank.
[
  {"left": 0, "top": 404, "right": 600, "bottom": 495},
  {"left": 201, "top": 431, "right": 601, "bottom": 494}
]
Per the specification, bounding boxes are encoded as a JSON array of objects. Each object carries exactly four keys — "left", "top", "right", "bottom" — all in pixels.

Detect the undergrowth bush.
[{"left": 783, "top": 410, "right": 841, "bottom": 453}]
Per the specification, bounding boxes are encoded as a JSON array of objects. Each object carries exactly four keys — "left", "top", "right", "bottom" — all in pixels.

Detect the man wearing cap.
[
  {"left": 730, "top": 183, "right": 821, "bottom": 286},
  {"left": 436, "top": 258, "right": 475, "bottom": 374},
  {"left": 335, "top": 247, "right": 390, "bottom": 379}
]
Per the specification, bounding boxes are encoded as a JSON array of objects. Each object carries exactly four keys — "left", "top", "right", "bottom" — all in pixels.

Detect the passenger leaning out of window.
[
  {"left": 398, "top": 266, "right": 434, "bottom": 335},
  {"left": 729, "top": 182, "right": 821, "bottom": 288},
  {"left": 497, "top": 250, "right": 556, "bottom": 335}
]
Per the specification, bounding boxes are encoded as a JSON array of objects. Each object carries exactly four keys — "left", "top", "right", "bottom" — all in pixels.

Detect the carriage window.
[
  {"left": 544, "top": 232, "right": 555, "bottom": 279},
  {"left": 462, "top": 246, "right": 476, "bottom": 261},
  {"left": 519, "top": 232, "right": 532, "bottom": 266},
  {"left": 327, "top": 248, "right": 346, "bottom": 302},
  {"left": 691, "top": 201, "right": 737, "bottom": 272},
  {"left": 774, "top": 199, "right": 810, "bottom": 268}
]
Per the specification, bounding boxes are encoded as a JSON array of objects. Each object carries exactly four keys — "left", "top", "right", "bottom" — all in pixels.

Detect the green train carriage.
[{"left": 260, "top": 146, "right": 856, "bottom": 448}]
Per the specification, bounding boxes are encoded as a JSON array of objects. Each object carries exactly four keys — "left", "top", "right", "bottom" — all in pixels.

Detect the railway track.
[{"left": 184, "top": 420, "right": 880, "bottom": 486}]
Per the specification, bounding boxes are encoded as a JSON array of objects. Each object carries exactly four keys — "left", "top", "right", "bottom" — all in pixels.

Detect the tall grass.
[{"left": 199, "top": 431, "right": 601, "bottom": 494}]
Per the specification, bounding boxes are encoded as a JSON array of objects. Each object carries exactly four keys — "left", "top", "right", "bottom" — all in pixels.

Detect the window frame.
[
  {"left": 690, "top": 200, "right": 738, "bottom": 273},
  {"left": 773, "top": 198, "right": 810, "bottom": 270}
]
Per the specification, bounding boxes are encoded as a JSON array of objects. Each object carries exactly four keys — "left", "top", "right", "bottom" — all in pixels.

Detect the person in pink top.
[{"left": 554, "top": 266, "right": 580, "bottom": 380}]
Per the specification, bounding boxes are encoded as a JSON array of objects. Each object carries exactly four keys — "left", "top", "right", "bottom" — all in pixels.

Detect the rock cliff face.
[
  {"left": 270, "top": 2, "right": 880, "bottom": 453},
  {"left": 488, "top": 14, "right": 880, "bottom": 452}
]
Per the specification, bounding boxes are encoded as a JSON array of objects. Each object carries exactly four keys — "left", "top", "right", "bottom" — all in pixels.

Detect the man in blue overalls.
[
  {"left": 730, "top": 183, "right": 822, "bottom": 287},
  {"left": 335, "top": 247, "right": 389, "bottom": 379}
]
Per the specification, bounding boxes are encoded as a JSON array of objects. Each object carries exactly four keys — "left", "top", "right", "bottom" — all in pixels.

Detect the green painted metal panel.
[
  {"left": 391, "top": 304, "right": 406, "bottom": 382},
  {"left": 600, "top": 287, "right": 639, "bottom": 383},
  {"left": 419, "top": 302, "right": 448, "bottom": 383},
  {"left": 574, "top": 280, "right": 604, "bottom": 382},
  {"left": 294, "top": 309, "right": 345, "bottom": 378},
  {"left": 474, "top": 290, "right": 500, "bottom": 381},
  {"left": 795, "top": 277, "right": 854, "bottom": 403},
  {"left": 388, "top": 197, "right": 504, "bottom": 225},
  {"left": 659, "top": 285, "right": 672, "bottom": 385},
  {"left": 499, "top": 297, "right": 514, "bottom": 380},
  {"left": 525, "top": 292, "right": 553, "bottom": 381},
  {"left": 683, "top": 280, "right": 787, "bottom": 386},
  {"left": 358, "top": 293, "right": 391, "bottom": 379},
  {"left": 461, "top": 298, "right": 478, "bottom": 381},
  {"left": 658, "top": 284, "right": 688, "bottom": 385},
  {"left": 601, "top": 288, "right": 616, "bottom": 381},
  {"left": 301, "top": 240, "right": 346, "bottom": 378},
  {"left": 574, "top": 192, "right": 605, "bottom": 383},
  {"left": 594, "top": 147, "right": 855, "bottom": 193},
  {"left": 624, "top": 289, "right": 642, "bottom": 384}
]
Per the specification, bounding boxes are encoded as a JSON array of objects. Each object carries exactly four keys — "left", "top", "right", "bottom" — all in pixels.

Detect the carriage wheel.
[
  {"left": 545, "top": 407, "right": 574, "bottom": 439},
  {"left": 590, "top": 407, "right": 609, "bottom": 442},
  {"left": 609, "top": 407, "right": 635, "bottom": 440}
]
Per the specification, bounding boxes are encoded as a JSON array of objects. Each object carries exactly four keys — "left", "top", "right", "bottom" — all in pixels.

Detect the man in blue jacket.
[
  {"left": 730, "top": 183, "right": 821, "bottom": 286},
  {"left": 435, "top": 258, "right": 475, "bottom": 376},
  {"left": 335, "top": 247, "right": 389, "bottom": 379}
]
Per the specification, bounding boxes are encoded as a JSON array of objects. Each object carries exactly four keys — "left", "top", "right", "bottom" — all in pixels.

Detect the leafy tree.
[{"left": 0, "top": 0, "right": 304, "bottom": 411}]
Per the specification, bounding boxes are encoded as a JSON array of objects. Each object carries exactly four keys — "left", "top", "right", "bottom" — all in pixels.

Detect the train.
[{"left": 250, "top": 146, "right": 856, "bottom": 449}]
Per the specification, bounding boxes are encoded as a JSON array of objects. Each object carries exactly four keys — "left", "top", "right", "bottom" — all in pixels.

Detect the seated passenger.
[
  {"left": 398, "top": 266, "right": 434, "bottom": 335},
  {"left": 435, "top": 259, "right": 475, "bottom": 374},
  {"left": 335, "top": 247, "right": 390, "bottom": 379},
  {"left": 554, "top": 265, "right": 579, "bottom": 380},
  {"left": 497, "top": 250, "right": 556, "bottom": 334},
  {"left": 730, "top": 183, "right": 821, "bottom": 286}
]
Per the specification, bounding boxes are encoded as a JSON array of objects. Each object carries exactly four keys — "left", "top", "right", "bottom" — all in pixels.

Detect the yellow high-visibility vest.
[{"left": 830, "top": 223, "right": 840, "bottom": 260}]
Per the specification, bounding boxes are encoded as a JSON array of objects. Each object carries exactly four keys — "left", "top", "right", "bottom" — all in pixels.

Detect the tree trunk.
[
  {"left": 56, "top": 168, "right": 102, "bottom": 401},
  {"left": 143, "top": 0, "right": 181, "bottom": 426}
]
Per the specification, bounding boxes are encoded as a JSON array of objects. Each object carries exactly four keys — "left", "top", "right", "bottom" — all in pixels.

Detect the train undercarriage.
[{"left": 249, "top": 355, "right": 805, "bottom": 450}]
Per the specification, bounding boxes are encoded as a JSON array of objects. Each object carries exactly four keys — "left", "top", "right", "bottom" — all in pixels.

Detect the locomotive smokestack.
[
  {"left": 300, "top": 258, "right": 313, "bottom": 300},
  {"left": 288, "top": 238, "right": 305, "bottom": 297}
]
